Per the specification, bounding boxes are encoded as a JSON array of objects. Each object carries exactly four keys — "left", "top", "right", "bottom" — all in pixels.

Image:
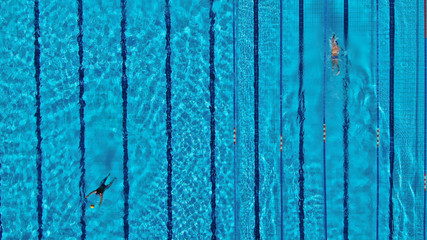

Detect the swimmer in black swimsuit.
[{"left": 85, "top": 173, "right": 116, "bottom": 207}]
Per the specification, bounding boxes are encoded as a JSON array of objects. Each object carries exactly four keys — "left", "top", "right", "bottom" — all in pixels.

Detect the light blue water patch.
[
  {"left": 303, "top": 2, "right": 325, "bottom": 239},
  {"left": 126, "top": 0, "right": 167, "bottom": 238},
  {"left": 212, "top": 0, "right": 234, "bottom": 239},
  {"left": 39, "top": 0, "right": 81, "bottom": 238},
  {"left": 281, "top": 0, "right": 300, "bottom": 238},
  {"left": 235, "top": 0, "right": 255, "bottom": 238},
  {"left": 414, "top": 0, "right": 427, "bottom": 238},
  {"left": 170, "top": 1, "right": 211, "bottom": 238},
  {"left": 259, "top": 0, "right": 281, "bottom": 239},
  {"left": 347, "top": 1, "right": 377, "bottom": 239},
  {"left": 0, "top": 1, "right": 38, "bottom": 238},
  {"left": 0, "top": 0, "right": 426, "bottom": 239},
  {"left": 393, "top": 0, "right": 419, "bottom": 238}
]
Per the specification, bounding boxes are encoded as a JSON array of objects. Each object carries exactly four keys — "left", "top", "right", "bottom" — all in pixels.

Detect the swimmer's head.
[{"left": 90, "top": 204, "right": 94, "bottom": 209}]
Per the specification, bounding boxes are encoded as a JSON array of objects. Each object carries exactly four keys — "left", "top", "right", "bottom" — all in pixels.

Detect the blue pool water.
[{"left": 0, "top": 0, "right": 425, "bottom": 239}]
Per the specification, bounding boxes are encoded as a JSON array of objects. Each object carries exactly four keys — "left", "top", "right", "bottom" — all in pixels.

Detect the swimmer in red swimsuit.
[{"left": 332, "top": 34, "right": 340, "bottom": 76}]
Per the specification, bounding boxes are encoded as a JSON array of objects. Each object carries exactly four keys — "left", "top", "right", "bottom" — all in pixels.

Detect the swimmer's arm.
[
  {"left": 85, "top": 190, "right": 96, "bottom": 198},
  {"left": 99, "top": 194, "right": 103, "bottom": 207},
  {"left": 106, "top": 178, "right": 116, "bottom": 189}
]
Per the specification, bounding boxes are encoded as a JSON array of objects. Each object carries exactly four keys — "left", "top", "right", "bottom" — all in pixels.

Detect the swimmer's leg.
[
  {"left": 99, "top": 193, "right": 104, "bottom": 207},
  {"left": 85, "top": 190, "right": 97, "bottom": 198},
  {"left": 100, "top": 173, "right": 110, "bottom": 185},
  {"left": 106, "top": 177, "right": 117, "bottom": 189}
]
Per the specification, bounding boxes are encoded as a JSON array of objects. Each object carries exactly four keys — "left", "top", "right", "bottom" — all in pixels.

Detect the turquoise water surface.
[{"left": 0, "top": 0, "right": 425, "bottom": 239}]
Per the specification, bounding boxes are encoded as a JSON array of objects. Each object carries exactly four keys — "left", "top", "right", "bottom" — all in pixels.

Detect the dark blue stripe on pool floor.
[
  {"left": 253, "top": 0, "right": 260, "bottom": 239},
  {"left": 322, "top": 0, "right": 328, "bottom": 238},
  {"left": 0, "top": 165, "right": 1, "bottom": 240},
  {"left": 279, "top": 0, "right": 283, "bottom": 238},
  {"left": 77, "top": 0, "right": 87, "bottom": 238},
  {"left": 34, "top": 0, "right": 44, "bottom": 239},
  {"left": 375, "top": 0, "right": 380, "bottom": 239},
  {"left": 416, "top": 1, "right": 422, "bottom": 236},
  {"left": 0, "top": 159, "right": 2, "bottom": 239},
  {"left": 208, "top": 1, "right": 217, "bottom": 239},
  {"left": 388, "top": 0, "right": 395, "bottom": 239},
  {"left": 298, "top": 0, "right": 305, "bottom": 239},
  {"left": 165, "top": 0, "right": 173, "bottom": 239},
  {"left": 424, "top": 37, "right": 426, "bottom": 240},
  {"left": 415, "top": 0, "right": 421, "bottom": 239},
  {"left": 120, "top": 0, "right": 129, "bottom": 239},
  {"left": 423, "top": 1, "right": 426, "bottom": 238},
  {"left": 343, "top": 0, "right": 349, "bottom": 239},
  {"left": 232, "top": 0, "right": 237, "bottom": 237}
]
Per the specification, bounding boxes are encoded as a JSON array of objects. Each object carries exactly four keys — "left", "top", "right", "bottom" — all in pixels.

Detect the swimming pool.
[{"left": 0, "top": 0, "right": 425, "bottom": 239}]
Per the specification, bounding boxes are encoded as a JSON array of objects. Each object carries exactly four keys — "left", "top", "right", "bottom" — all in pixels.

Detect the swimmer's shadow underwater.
[{"left": 85, "top": 173, "right": 117, "bottom": 208}]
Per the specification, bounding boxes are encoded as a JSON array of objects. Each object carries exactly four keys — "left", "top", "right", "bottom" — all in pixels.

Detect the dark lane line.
[
  {"left": 165, "top": 0, "right": 173, "bottom": 239},
  {"left": 388, "top": 0, "right": 395, "bottom": 239},
  {"left": 298, "top": 0, "right": 306, "bottom": 239},
  {"left": 423, "top": 0, "right": 427, "bottom": 239},
  {"left": 375, "top": 0, "right": 380, "bottom": 238},
  {"left": 120, "top": 0, "right": 130, "bottom": 238},
  {"left": 279, "top": 0, "right": 284, "bottom": 238},
  {"left": 34, "top": 0, "right": 44, "bottom": 239},
  {"left": 77, "top": 0, "right": 87, "bottom": 238},
  {"left": 233, "top": 0, "right": 237, "bottom": 237},
  {"left": 253, "top": 0, "right": 260, "bottom": 239},
  {"left": 208, "top": 0, "right": 217, "bottom": 239},
  {"left": 343, "top": 0, "right": 350, "bottom": 239},
  {"left": 322, "top": 0, "right": 328, "bottom": 238}
]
